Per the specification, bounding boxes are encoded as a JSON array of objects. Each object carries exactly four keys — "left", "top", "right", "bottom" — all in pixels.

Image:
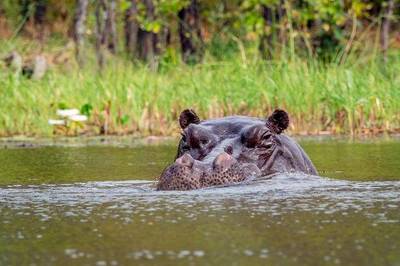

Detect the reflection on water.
[
  {"left": 0, "top": 145, "right": 175, "bottom": 185},
  {"left": 0, "top": 138, "right": 399, "bottom": 265},
  {"left": 1, "top": 138, "right": 400, "bottom": 186}
]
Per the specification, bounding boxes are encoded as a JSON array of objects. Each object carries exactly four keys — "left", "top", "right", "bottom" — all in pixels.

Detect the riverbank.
[
  {"left": 1, "top": 134, "right": 399, "bottom": 150},
  {"left": 1, "top": 54, "right": 399, "bottom": 137}
]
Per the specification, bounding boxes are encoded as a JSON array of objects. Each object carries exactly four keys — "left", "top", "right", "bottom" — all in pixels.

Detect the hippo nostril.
[
  {"left": 175, "top": 153, "right": 194, "bottom": 168},
  {"left": 224, "top": 146, "right": 233, "bottom": 155},
  {"left": 213, "top": 152, "right": 237, "bottom": 171}
]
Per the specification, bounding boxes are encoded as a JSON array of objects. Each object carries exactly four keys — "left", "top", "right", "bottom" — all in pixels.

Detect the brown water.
[{"left": 0, "top": 137, "right": 399, "bottom": 265}]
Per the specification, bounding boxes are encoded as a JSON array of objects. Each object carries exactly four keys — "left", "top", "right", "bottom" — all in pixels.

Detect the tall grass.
[{"left": 0, "top": 52, "right": 399, "bottom": 137}]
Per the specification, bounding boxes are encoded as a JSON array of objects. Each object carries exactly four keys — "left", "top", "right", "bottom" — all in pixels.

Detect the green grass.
[{"left": 0, "top": 49, "right": 399, "bottom": 137}]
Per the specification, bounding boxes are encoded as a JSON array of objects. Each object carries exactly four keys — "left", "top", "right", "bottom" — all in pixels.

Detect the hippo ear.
[
  {"left": 179, "top": 109, "right": 200, "bottom": 129},
  {"left": 267, "top": 109, "right": 289, "bottom": 134}
]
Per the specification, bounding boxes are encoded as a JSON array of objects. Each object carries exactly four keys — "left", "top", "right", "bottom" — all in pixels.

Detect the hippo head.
[{"left": 157, "top": 109, "right": 317, "bottom": 190}]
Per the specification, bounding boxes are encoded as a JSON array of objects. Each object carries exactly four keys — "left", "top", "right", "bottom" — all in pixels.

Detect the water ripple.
[{"left": 1, "top": 174, "right": 399, "bottom": 218}]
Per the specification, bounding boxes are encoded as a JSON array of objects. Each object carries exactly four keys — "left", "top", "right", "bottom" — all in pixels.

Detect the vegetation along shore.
[
  {"left": 1, "top": 53, "right": 399, "bottom": 137},
  {"left": 0, "top": 1, "right": 399, "bottom": 137}
]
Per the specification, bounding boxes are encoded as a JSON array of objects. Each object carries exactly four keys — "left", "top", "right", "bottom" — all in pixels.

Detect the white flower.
[
  {"left": 57, "top": 109, "right": 80, "bottom": 117},
  {"left": 68, "top": 114, "right": 88, "bottom": 122},
  {"left": 48, "top": 119, "right": 66, "bottom": 125}
]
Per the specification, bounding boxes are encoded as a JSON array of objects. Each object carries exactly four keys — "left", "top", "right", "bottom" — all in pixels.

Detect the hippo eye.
[
  {"left": 200, "top": 138, "right": 209, "bottom": 145},
  {"left": 262, "top": 132, "right": 272, "bottom": 140},
  {"left": 257, "top": 131, "right": 274, "bottom": 149}
]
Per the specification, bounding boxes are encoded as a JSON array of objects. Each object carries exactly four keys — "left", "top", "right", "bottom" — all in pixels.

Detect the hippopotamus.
[{"left": 157, "top": 109, "right": 317, "bottom": 190}]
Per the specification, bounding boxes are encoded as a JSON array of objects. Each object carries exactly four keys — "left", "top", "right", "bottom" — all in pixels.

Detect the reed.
[{"left": 0, "top": 50, "right": 399, "bottom": 137}]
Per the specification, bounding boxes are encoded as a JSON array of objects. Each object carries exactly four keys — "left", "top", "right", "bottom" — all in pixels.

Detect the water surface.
[{"left": 0, "top": 137, "right": 399, "bottom": 265}]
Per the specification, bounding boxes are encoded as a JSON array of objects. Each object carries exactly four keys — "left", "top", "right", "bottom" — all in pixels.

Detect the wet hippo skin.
[{"left": 157, "top": 109, "right": 318, "bottom": 190}]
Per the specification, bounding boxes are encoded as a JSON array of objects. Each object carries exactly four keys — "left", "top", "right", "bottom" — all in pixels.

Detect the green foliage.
[
  {"left": 1, "top": 0, "right": 398, "bottom": 60},
  {"left": 80, "top": 103, "right": 93, "bottom": 116},
  {"left": 119, "top": 114, "right": 130, "bottom": 126},
  {"left": 119, "top": 0, "right": 132, "bottom": 12},
  {"left": 0, "top": 52, "right": 399, "bottom": 136},
  {"left": 57, "top": 102, "right": 68, "bottom": 110},
  {"left": 0, "top": 0, "right": 398, "bottom": 136},
  {"left": 134, "top": 0, "right": 188, "bottom": 33}
]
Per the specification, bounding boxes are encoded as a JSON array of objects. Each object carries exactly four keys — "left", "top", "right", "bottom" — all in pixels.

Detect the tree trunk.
[
  {"left": 73, "top": 0, "right": 89, "bottom": 67},
  {"left": 158, "top": 26, "right": 171, "bottom": 53},
  {"left": 137, "top": 27, "right": 156, "bottom": 63},
  {"left": 381, "top": 0, "right": 394, "bottom": 62},
  {"left": 95, "top": 0, "right": 107, "bottom": 70},
  {"left": 35, "top": 0, "right": 47, "bottom": 44},
  {"left": 137, "top": 0, "right": 159, "bottom": 69},
  {"left": 105, "top": 0, "right": 117, "bottom": 54},
  {"left": 95, "top": 0, "right": 118, "bottom": 69},
  {"left": 19, "top": 0, "right": 47, "bottom": 40},
  {"left": 33, "top": 0, "right": 47, "bottom": 25},
  {"left": 19, "top": 0, "right": 47, "bottom": 25},
  {"left": 259, "top": 5, "right": 274, "bottom": 60},
  {"left": 124, "top": 0, "right": 139, "bottom": 58},
  {"left": 178, "top": 0, "right": 204, "bottom": 64},
  {"left": 277, "top": 0, "right": 286, "bottom": 51}
]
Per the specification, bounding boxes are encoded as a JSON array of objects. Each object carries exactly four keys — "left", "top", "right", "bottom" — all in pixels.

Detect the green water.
[
  {"left": 0, "top": 145, "right": 175, "bottom": 185},
  {"left": 0, "top": 137, "right": 399, "bottom": 265}
]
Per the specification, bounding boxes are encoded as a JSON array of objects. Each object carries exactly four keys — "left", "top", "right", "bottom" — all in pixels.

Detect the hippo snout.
[
  {"left": 157, "top": 152, "right": 261, "bottom": 191},
  {"left": 175, "top": 153, "right": 195, "bottom": 168},
  {"left": 213, "top": 152, "right": 237, "bottom": 171}
]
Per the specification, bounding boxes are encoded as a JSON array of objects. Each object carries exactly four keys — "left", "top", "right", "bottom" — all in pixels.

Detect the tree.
[
  {"left": 95, "top": 0, "right": 107, "bottom": 69},
  {"left": 259, "top": 4, "right": 275, "bottom": 60},
  {"left": 73, "top": 0, "right": 88, "bottom": 67},
  {"left": 381, "top": 0, "right": 395, "bottom": 62},
  {"left": 137, "top": 0, "right": 159, "bottom": 69},
  {"left": 105, "top": 0, "right": 117, "bottom": 54},
  {"left": 19, "top": 0, "right": 47, "bottom": 41},
  {"left": 95, "top": 0, "right": 118, "bottom": 69},
  {"left": 124, "top": 0, "right": 139, "bottom": 59},
  {"left": 178, "top": 0, "right": 204, "bottom": 64}
]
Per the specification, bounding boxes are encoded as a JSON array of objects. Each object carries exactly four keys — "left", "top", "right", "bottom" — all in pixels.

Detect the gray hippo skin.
[{"left": 157, "top": 109, "right": 318, "bottom": 190}]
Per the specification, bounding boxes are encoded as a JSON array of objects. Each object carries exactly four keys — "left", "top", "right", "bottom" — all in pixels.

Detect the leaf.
[
  {"left": 152, "top": 22, "right": 161, "bottom": 34},
  {"left": 119, "top": 114, "right": 129, "bottom": 125},
  {"left": 119, "top": 0, "right": 131, "bottom": 12},
  {"left": 58, "top": 102, "right": 68, "bottom": 110},
  {"left": 80, "top": 103, "right": 93, "bottom": 116}
]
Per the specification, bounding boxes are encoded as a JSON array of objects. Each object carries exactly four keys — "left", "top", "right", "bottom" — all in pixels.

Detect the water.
[{"left": 0, "top": 137, "right": 399, "bottom": 265}]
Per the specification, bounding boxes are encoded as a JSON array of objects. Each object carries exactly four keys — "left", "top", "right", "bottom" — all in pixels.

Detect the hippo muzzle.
[{"left": 157, "top": 152, "right": 261, "bottom": 190}]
